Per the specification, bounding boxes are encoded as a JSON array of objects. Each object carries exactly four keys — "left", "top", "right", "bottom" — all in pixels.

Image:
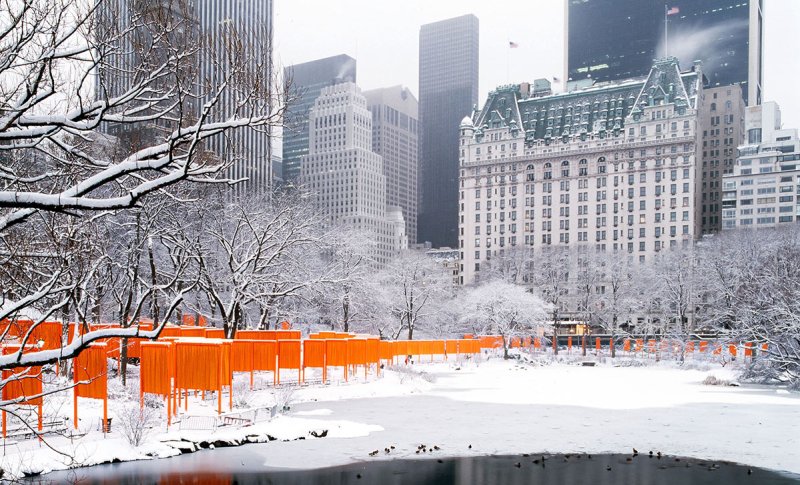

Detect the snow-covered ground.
[{"left": 3, "top": 353, "right": 799, "bottom": 480}]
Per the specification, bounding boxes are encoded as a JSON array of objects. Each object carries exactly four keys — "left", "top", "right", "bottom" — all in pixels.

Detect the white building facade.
[
  {"left": 722, "top": 102, "right": 800, "bottom": 230},
  {"left": 302, "top": 83, "right": 406, "bottom": 265},
  {"left": 459, "top": 58, "right": 704, "bottom": 285},
  {"left": 363, "top": 86, "right": 419, "bottom": 245}
]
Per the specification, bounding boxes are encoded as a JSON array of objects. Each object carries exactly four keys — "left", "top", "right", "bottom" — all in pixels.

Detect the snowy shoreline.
[{"left": 5, "top": 358, "right": 800, "bottom": 481}]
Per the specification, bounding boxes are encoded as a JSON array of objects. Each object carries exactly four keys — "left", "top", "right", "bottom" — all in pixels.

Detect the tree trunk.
[
  {"left": 551, "top": 310, "right": 559, "bottom": 355},
  {"left": 611, "top": 314, "right": 617, "bottom": 358}
]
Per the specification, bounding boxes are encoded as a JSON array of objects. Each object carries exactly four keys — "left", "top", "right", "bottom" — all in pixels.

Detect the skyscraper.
[
  {"left": 364, "top": 86, "right": 419, "bottom": 245},
  {"left": 282, "top": 55, "right": 357, "bottom": 183},
  {"left": 197, "top": 0, "right": 275, "bottom": 193},
  {"left": 418, "top": 14, "right": 479, "bottom": 247},
  {"left": 97, "top": 0, "right": 275, "bottom": 193},
  {"left": 301, "top": 83, "right": 407, "bottom": 265},
  {"left": 698, "top": 84, "right": 745, "bottom": 234},
  {"left": 567, "top": 0, "right": 762, "bottom": 105}
]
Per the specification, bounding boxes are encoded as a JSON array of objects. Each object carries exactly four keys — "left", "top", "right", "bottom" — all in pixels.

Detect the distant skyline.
[{"left": 274, "top": 0, "right": 799, "bottom": 129}]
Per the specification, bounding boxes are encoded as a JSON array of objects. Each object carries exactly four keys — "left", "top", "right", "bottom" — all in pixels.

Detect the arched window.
[
  {"left": 561, "top": 160, "right": 570, "bottom": 177},
  {"left": 544, "top": 162, "right": 552, "bottom": 180},
  {"left": 579, "top": 158, "right": 588, "bottom": 176}
]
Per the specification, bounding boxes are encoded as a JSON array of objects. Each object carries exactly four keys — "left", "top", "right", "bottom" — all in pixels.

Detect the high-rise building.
[
  {"left": 567, "top": 0, "right": 763, "bottom": 105},
  {"left": 301, "top": 83, "right": 407, "bottom": 265},
  {"left": 364, "top": 86, "right": 420, "bottom": 245},
  {"left": 282, "top": 54, "right": 357, "bottom": 183},
  {"left": 418, "top": 14, "right": 479, "bottom": 247},
  {"left": 698, "top": 85, "right": 746, "bottom": 233},
  {"left": 458, "top": 57, "right": 704, "bottom": 285},
  {"left": 97, "top": 0, "right": 275, "bottom": 193},
  {"left": 722, "top": 102, "right": 800, "bottom": 231},
  {"left": 197, "top": 0, "right": 274, "bottom": 193}
]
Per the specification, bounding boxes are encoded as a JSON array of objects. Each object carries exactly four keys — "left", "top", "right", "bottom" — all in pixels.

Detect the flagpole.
[
  {"left": 506, "top": 41, "right": 510, "bottom": 83},
  {"left": 664, "top": 4, "right": 668, "bottom": 57}
]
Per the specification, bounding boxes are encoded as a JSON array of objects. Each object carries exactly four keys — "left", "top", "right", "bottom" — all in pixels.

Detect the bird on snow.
[
  {"left": 514, "top": 462, "right": 521, "bottom": 468},
  {"left": 369, "top": 450, "right": 379, "bottom": 457},
  {"left": 633, "top": 448, "right": 639, "bottom": 456}
]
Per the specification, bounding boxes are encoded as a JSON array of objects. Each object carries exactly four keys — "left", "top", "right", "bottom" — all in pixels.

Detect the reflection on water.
[{"left": 33, "top": 454, "right": 800, "bottom": 485}]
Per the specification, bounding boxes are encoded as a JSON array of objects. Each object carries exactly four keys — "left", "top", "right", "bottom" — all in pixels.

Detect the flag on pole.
[
  {"left": 666, "top": 6, "right": 680, "bottom": 15},
  {"left": 509, "top": 41, "right": 519, "bottom": 48}
]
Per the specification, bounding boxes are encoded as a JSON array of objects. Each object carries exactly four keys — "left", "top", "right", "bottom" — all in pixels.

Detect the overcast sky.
[{"left": 274, "top": 0, "right": 800, "bottom": 129}]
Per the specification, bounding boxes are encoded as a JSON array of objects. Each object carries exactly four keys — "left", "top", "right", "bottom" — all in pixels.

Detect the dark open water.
[{"left": 32, "top": 453, "right": 800, "bottom": 484}]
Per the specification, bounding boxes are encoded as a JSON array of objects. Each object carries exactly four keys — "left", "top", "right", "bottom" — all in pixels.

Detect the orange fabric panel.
[
  {"left": 140, "top": 342, "right": 173, "bottom": 396},
  {"left": 379, "top": 340, "right": 394, "bottom": 360},
  {"left": 231, "top": 340, "right": 255, "bottom": 372},
  {"left": 280, "top": 321, "right": 290, "bottom": 330},
  {"left": 180, "top": 327, "right": 206, "bottom": 338},
  {"left": 456, "top": 339, "right": 478, "bottom": 354},
  {"left": 308, "top": 334, "right": 323, "bottom": 340},
  {"left": 463, "top": 334, "right": 474, "bottom": 339},
  {"left": 236, "top": 330, "right": 266, "bottom": 340},
  {"left": 647, "top": 339, "right": 656, "bottom": 352},
  {"left": 686, "top": 341, "right": 695, "bottom": 353},
  {"left": 74, "top": 343, "right": 108, "bottom": 399},
  {"left": 445, "top": 340, "right": 458, "bottom": 355},
  {"left": 634, "top": 339, "right": 643, "bottom": 351},
  {"left": 510, "top": 337, "right": 521, "bottom": 348},
  {"left": 317, "top": 332, "right": 337, "bottom": 339},
  {"left": 278, "top": 340, "right": 301, "bottom": 369},
  {"left": 158, "top": 326, "right": 181, "bottom": 339},
  {"left": 205, "top": 328, "right": 225, "bottom": 339},
  {"left": 744, "top": 342, "right": 753, "bottom": 357},
  {"left": 181, "top": 315, "right": 196, "bottom": 326},
  {"left": 523, "top": 337, "right": 531, "bottom": 348},
  {"left": 534, "top": 337, "right": 542, "bottom": 349},
  {"left": 31, "top": 321, "right": 63, "bottom": 350},
  {"left": 406, "top": 340, "right": 421, "bottom": 357},
  {"left": 303, "top": 340, "right": 326, "bottom": 368},
  {"left": 761, "top": 342, "right": 768, "bottom": 352},
  {"left": 252, "top": 340, "right": 277, "bottom": 371},
  {"left": 394, "top": 340, "right": 408, "bottom": 357},
  {"left": 699, "top": 341, "right": 709, "bottom": 352},
  {"left": 365, "top": 338, "right": 379, "bottom": 363},
  {"left": 478, "top": 336, "right": 503, "bottom": 349},
  {"left": 347, "top": 339, "right": 367, "bottom": 365},
  {"left": 728, "top": 344, "right": 737, "bottom": 357},
  {"left": 595, "top": 337, "right": 601, "bottom": 350},
  {"left": 2, "top": 345, "right": 43, "bottom": 406},
  {"left": 326, "top": 339, "right": 349, "bottom": 367},
  {"left": 175, "top": 342, "right": 229, "bottom": 391},
  {"left": 623, "top": 339, "right": 631, "bottom": 352},
  {"left": 712, "top": 344, "right": 723, "bottom": 355},
  {"left": 197, "top": 315, "right": 208, "bottom": 327},
  {"left": 275, "top": 330, "right": 301, "bottom": 340}
]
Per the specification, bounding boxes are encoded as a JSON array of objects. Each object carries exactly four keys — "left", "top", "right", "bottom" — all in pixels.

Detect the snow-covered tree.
[
  {"left": 0, "top": 0, "right": 285, "bottom": 372},
  {"left": 458, "top": 280, "right": 551, "bottom": 359},
  {"left": 595, "top": 251, "right": 638, "bottom": 357},
  {"left": 378, "top": 250, "right": 452, "bottom": 340},
  {"left": 529, "top": 246, "right": 570, "bottom": 354}
]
